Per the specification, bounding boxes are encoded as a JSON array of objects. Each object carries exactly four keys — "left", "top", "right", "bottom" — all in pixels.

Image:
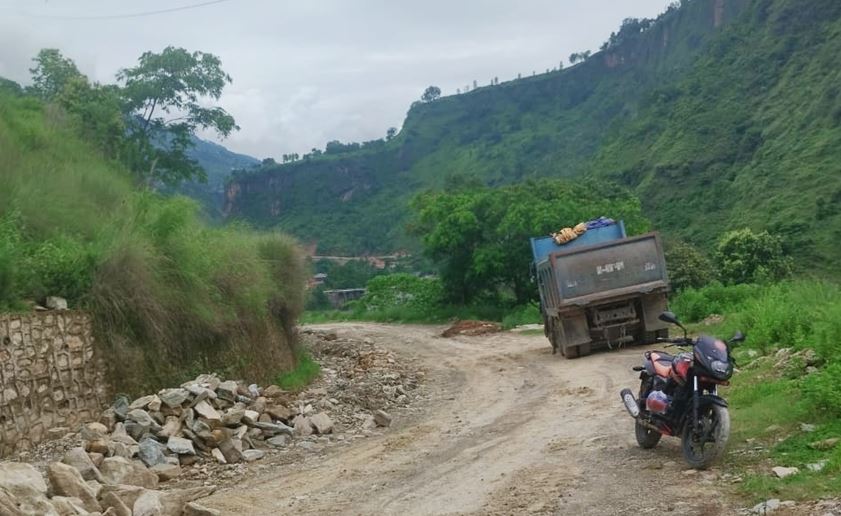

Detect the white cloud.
[{"left": 0, "top": 0, "right": 672, "bottom": 158}]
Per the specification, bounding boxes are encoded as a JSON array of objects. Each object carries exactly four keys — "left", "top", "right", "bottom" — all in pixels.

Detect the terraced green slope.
[{"left": 227, "top": 0, "right": 841, "bottom": 274}]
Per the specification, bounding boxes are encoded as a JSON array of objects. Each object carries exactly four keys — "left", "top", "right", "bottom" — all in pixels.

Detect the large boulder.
[
  {"left": 0, "top": 462, "right": 57, "bottom": 516},
  {"left": 0, "top": 462, "right": 48, "bottom": 499},
  {"left": 62, "top": 447, "right": 104, "bottom": 482},
  {"left": 46, "top": 462, "right": 101, "bottom": 513},
  {"left": 99, "top": 457, "right": 159, "bottom": 489}
]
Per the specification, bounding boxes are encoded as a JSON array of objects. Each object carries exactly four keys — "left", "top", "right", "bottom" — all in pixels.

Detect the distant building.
[{"left": 324, "top": 289, "right": 366, "bottom": 309}]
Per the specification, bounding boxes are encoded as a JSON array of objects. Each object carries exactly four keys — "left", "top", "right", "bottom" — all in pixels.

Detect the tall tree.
[
  {"left": 420, "top": 86, "right": 441, "bottom": 103},
  {"left": 386, "top": 127, "right": 397, "bottom": 140},
  {"left": 29, "top": 49, "right": 85, "bottom": 99},
  {"left": 118, "top": 46, "right": 239, "bottom": 186}
]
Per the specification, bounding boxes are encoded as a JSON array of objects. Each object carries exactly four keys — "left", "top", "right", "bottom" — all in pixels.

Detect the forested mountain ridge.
[
  {"left": 178, "top": 136, "right": 259, "bottom": 218},
  {"left": 225, "top": 0, "right": 841, "bottom": 273}
]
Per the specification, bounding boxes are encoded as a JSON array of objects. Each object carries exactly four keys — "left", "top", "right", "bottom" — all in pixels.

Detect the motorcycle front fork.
[{"left": 691, "top": 378, "right": 717, "bottom": 435}]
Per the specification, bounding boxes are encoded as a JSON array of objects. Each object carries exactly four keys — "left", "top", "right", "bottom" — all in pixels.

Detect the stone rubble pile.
[
  {"left": 0, "top": 459, "right": 217, "bottom": 516},
  {"left": 1, "top": 328, "right": 426, "bottom": 514}
]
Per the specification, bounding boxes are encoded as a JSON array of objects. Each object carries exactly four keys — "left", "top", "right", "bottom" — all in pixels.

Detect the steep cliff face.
[{"left": 226, "top": 0, "right": 841, "bottom": 269}]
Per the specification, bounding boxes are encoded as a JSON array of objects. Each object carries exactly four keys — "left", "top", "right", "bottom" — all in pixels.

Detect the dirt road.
[{"left": 202, "top": 323, "right": 737, "bottom": 515}]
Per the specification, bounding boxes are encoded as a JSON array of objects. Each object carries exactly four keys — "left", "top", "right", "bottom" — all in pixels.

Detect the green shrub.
[
  {"left": 803, "top": 362, "right": 841, "bottom": 417},
  {"left": 715, "top": 228, "right": 792, "bottom": 285},
  {"left": 501, "top": 302, "right": 542, "bottom": 329},
  {"left": 665, "top": 241, "right": 717, "bottom": 291},
  {"left": 25, "top": 235, "right": 100, "bottom": 304},
  {"left": 359, "top": 273, "right": 445, "bottom": 319},
  {"left": 670, "top": 281, "right": 760, "bottom": 323}
]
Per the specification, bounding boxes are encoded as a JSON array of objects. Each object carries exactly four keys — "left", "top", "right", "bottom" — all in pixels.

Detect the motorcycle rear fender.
[{"left": 698, "top": 394, "right": 728, "bottom": 409}]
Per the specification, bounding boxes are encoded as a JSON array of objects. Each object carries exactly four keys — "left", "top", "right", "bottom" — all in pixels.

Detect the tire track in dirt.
[{"left": 201, "top": 324, "right": 739, "bottom": 515}]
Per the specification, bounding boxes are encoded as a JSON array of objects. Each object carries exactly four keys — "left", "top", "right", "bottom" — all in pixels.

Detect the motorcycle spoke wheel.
[{"left": 682, "top": 404, "right": 730, "bottom": 469}]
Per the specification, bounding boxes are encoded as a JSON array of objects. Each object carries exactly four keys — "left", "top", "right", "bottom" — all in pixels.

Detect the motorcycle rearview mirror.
[
  {"left": 659, "top": 310, "right": 689, "bottom": 340},
  {"left": 658, "top": 311, "right": 680, "bottom": 325}
]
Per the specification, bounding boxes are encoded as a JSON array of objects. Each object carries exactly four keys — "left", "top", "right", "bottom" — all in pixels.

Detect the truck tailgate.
[{"left": 549, "top": 233, "right": 668, "bottom": 305}]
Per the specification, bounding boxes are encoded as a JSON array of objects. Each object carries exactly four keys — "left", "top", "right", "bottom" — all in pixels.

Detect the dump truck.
[{"left": 531, "top": 221, "right": 670, "bottom": 358}]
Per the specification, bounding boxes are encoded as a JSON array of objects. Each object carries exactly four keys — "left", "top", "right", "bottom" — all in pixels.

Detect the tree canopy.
[
  {"left": 411, "top": 179, "right": 649, "bottom": 304},
  {"left": 118, "top": 46, "right": 238, "bottom": 186},
  {"left": 29, "top": 49, "right": 85, "bottom": 99},
  {"left": 421, "top": 86, "right": 441, "bottom": 103},
  {"left": 27, "top": 46, "right": 238, "bottom": 188}
]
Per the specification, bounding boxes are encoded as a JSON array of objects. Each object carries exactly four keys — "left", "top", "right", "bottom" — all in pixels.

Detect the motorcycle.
[{"left": 619, "top": 311, "right": 745, "bottom": 469}]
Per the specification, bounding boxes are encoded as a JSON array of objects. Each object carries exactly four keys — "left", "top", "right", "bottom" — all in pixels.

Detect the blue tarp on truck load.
[{"left": 530, "top": 221, "right": 627, "bottom": 265}]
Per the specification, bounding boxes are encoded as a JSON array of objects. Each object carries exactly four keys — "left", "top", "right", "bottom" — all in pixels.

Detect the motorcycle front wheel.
[{"left": 682, "top": 404, "right": 730, "bottom": 469}]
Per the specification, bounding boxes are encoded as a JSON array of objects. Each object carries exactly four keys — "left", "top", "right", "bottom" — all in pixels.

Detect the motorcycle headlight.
[{"left": 711, "top": 360, "right": 730, "bottom": 376}]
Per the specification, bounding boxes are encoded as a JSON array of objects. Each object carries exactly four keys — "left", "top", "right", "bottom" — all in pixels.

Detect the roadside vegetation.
[
  {"left": 0, "top": 50, "right": 307, "bottom": 394},
  {"left": 674, "top": 281, "right": 841, "bottom": 502}
]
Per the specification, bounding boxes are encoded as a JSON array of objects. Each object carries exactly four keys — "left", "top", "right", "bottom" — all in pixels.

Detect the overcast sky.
[{"left": 0, "top": 0, "right": 671, "bottom": 159}]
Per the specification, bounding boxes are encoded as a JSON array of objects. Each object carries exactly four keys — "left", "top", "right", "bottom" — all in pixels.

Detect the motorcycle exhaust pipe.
[{"left": 620, "top": 388, "right": 640, "bottom": 418}]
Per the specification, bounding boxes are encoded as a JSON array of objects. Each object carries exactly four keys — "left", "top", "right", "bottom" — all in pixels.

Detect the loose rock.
[
  {"left": 61, "top": 447, "right": 104, "bottom": 482},
  {"left": 99, "top": 457, "right": 159, "bottom": 489},
  {"left": 810, "top": 438, "right": 839, "bottom": 451},
  {"left": 772, "top": 466, "right": 799, "bottom": 479},
  {"left": 166, "top": 436, "right": 196, "bottom": 456},
  {"left": 242, "top": 449, "right": 265, "bottom": 462},
  {"left": 46, "top": 462, "right": 101, "bottom": 513},
  {"left": 374, "top": 410, "right": 392, "bottom": 427},
  {"left": 150, "top": 463, "right": 182, "bottom": 482},
  {"left": 184, "top": 501, "right": 222, "bottom": 516},
  {"left": 138, "top": 438, "right": 167, "bottom": 467},
  {"left": 310, "top": 413, "right": 334, "bottom": 434}
]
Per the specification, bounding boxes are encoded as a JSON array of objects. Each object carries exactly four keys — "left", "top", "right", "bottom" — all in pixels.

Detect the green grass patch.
[
  {"left": 276, "top": 350, "right": 321, "bottom": 391},
  {"left": 673, "top": 280, "right": 841, "bottom": 502},
  {"left": 0, "top": 88, "right": 308, "bottom": 394}
]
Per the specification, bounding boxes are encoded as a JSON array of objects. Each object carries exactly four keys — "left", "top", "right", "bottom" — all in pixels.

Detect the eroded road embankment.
[{"left": 202, "top": 324, "right": 735, "bottom": 515}]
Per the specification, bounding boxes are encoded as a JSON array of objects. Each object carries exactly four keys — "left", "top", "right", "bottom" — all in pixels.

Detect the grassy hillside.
[
  {"left": 0, "top": 89, "right": 306, "bottom": 394},
  {"left": 226, "top": 0, "right": 841, "bottom": 274}
]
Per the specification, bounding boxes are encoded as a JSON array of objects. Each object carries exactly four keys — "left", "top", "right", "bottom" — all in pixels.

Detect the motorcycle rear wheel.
[
  {"left": 635, "top": 420, "right": 662, "bottom": 449},
  {"left": 682, "top": 404, "right": 730, "bottom": 469}
]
